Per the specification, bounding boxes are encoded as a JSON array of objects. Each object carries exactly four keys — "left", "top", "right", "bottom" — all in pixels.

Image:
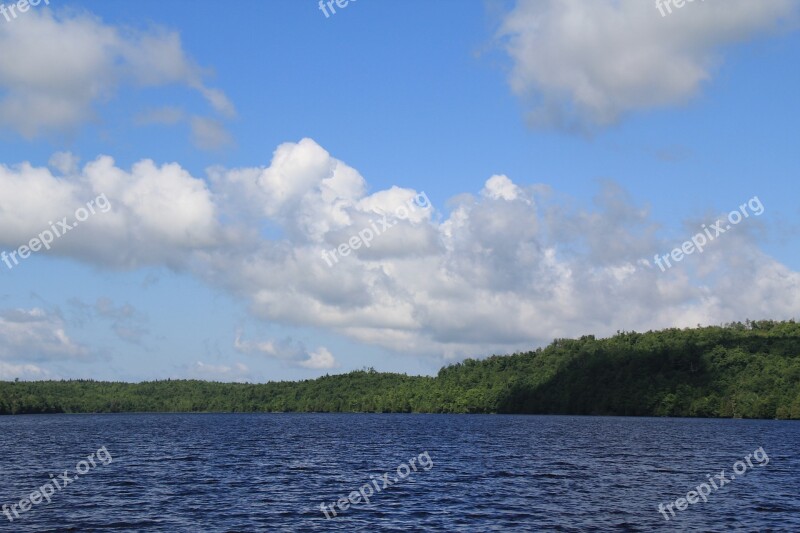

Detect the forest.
[{"left": 2, "top": 320, "right": 799, "bottom": 419}]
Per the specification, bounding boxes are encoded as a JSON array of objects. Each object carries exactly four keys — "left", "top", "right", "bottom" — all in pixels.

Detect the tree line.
[{"left": 2, "top": 320, "right": 799, "bottom": 419}]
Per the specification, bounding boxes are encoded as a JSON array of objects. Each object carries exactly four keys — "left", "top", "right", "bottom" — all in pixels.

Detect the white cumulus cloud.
[
  {"left": 497, "top": 0, "right": 797, "bottom": 131},
  {"left": 0, "top": 308, "right": 90, "bottom": 361},
  {"left": 2, "top": 139, "right": 799, "bottom": 364},
  {"left": 234, "top": 330, "right": 338, "bottom": 370},
  {"left": 0, "top": 8, "right": 234, "bottom": 138}
]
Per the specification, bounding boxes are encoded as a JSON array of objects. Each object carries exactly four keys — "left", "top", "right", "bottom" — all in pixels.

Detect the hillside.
[{"left": 2, "top": 320, "right": 799, "bottom": 419}]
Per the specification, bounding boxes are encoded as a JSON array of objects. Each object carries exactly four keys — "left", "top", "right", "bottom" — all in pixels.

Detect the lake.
[{"left": 0, "top": 414, "right": 797, "bottom": 531}]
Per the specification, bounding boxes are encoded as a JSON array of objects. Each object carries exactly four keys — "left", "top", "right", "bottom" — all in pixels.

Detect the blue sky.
[{"left": 0, "top": 0, "right": 798, "bottom": 382}]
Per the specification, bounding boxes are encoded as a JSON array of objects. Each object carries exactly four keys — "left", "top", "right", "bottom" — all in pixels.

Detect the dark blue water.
[{"left": 0, "top": 414, "right": 798, "bottom": 531}]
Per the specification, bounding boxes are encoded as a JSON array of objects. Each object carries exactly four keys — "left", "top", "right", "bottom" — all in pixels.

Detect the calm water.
[{"left": 0, "top": 414, "right": 798, "bottom": 531}]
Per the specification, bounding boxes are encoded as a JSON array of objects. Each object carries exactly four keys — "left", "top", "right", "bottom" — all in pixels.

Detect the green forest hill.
[{"left": 2, "top": 320, "right": 799, "bottom": 419}]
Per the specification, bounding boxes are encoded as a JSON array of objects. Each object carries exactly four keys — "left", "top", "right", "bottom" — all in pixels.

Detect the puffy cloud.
[
  {"left": 0, "top": 362, "right": 51, "bottom": 381},
  {"left": 0, "top": 153, "right": 222, "bottom": 268},
  {"left": 198, "top": 139, "right": 800, "bottom": 359},
  {"left": 234, "top": 331, "right": 278, "bottom": 357},
  {"left": 481, "top": 174, "right": 525, "bottom": 202},
  {"left": 0, "top": 9, "right": 233, "bottom": 137},
  {"left": 0, "top": 308, "right": 90, "bottom": 361},
  {"left": 497, "top": 0, "right": 797, "bottom": 131},
  {"left": 299, "top": 348, "right": 338, "bottom": 370},
  {"left": 234, "top": 331, "right": 338, "bottom": 370},
  {"left": 210, "top": 138, "right": 367, "bottom": 242},
  {"left": 3, "top": 139, "right": 799, "bottom": 363}
]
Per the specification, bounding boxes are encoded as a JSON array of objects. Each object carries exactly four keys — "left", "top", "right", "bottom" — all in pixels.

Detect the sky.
[{"left": 0, "top": 0, "right": 798, "bottom": 383}]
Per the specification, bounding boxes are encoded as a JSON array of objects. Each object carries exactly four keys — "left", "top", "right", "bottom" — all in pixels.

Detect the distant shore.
[{"left": 2, "top": 320, "right": 799, "bottom": 419}]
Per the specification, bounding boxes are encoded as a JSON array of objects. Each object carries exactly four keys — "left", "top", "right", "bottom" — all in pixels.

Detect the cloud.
[
  {"left": 2, "top": 139, "right": 799, "bottom": 363},
  {"left": 482, "top": 174, "right": 526, "bottom": 202},
  {"left": 48, "top": 151, "right": 80, "bottom": 175},
  {"left": 191, "top": 116, "right": 233, "bottom": 150},
  {"left": 0, "top": 308, "right": 90, "bottom": 361},
  {"left": 234, "top": 330, "right": 338, "bottom": 370},
  {"left": 210, "top": 138, "right": 369, "bottom": 242},
  {"left": 134, "top": 107, "right": 187, "bottom": 126},
  {"left": 234, "top": 331, "right": 279, "bottom": 357},
  {"left": 200, "top": 139, "right": 800, "bottom": 359},
  {"left": 68, "top": 297, "right": 150, "bottom": 345},
  {"left": 0, "top": 9, "right": 234, "bottom": 138},
  {"left": 0, "top": 361, "right": 51, "bottom": 380},
  {"left": 193, "top": 86, "right": 236, "bottom": 118},
  {"left": 189, "top": 361, "right": 250, "bottom": 382},
  {"left": 299, "top": 347, "right": 338, "bottom": 370},
  {"left": 0, "top": 154, "right": 223, "bottom": 269},
  {"left": 497, "top": 0, "right": 797, "bottom": 131}
]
